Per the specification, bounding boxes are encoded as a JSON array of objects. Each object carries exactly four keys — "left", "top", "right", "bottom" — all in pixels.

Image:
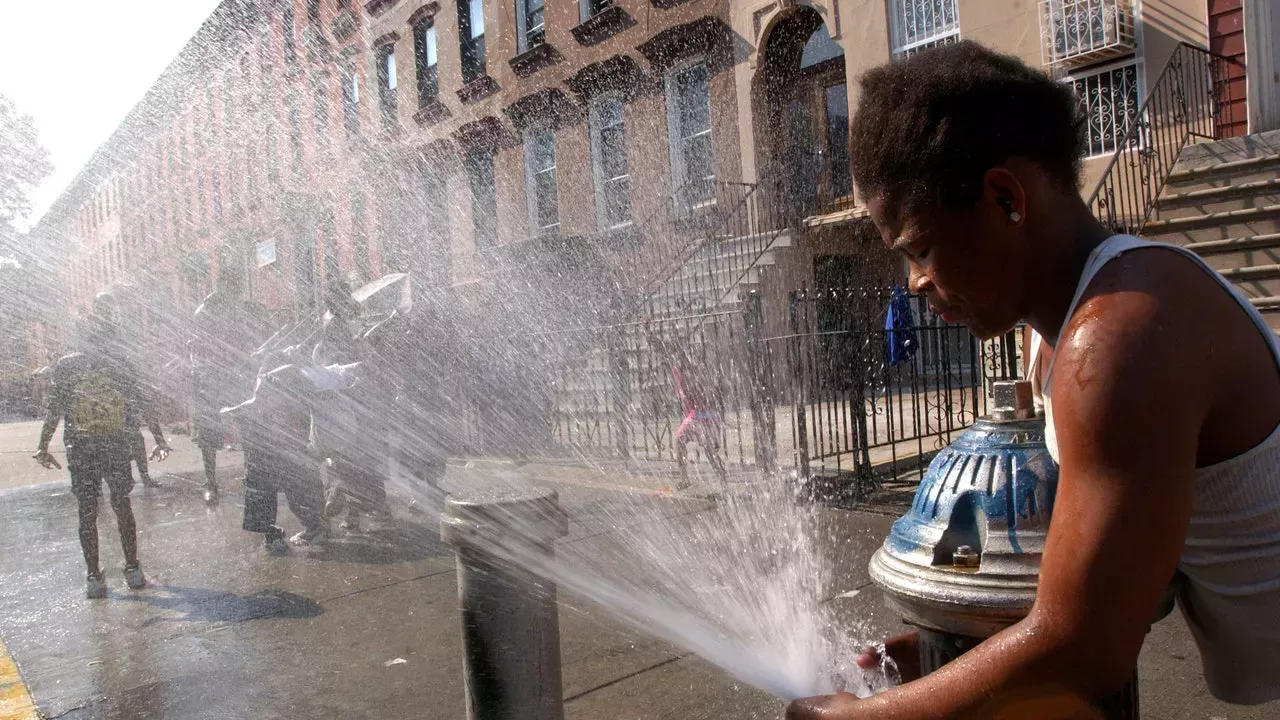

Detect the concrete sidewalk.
[{"left": 0, "top": 420, "right": 1275, "bottom": 719}]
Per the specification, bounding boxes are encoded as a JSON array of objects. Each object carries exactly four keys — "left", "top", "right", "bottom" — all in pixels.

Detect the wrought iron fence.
[
  {"left": 1087, "top": 42, "right": 1246, "bottom": 234},
  {"left": 461, "top": 296, "right": 776, "bottom": 476},
  {"left": 769, "top": 287, "right": 1024, "bottom": 496}
]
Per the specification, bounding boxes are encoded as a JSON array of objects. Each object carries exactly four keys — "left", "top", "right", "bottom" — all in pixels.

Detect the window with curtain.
[
  {"left": 590, "top": 96, "right": 630, "bottom": 228},
  {"left": 665, "top": 60, "right": 714, "bottom": 207},
  {"left": 459, "top": 0, "right": 487, "bottom": 82},
  {"left": 516, "top": 0, "right": 545, "bottom": 52},
  {"left": 524, "top": 126, "right": 559, "bottom": 233},
  {"left": 377, "top": 44, "right": 398, "bottom": 127},
  {"left": 467, "top": 150, "right": 497, "bottom": 249},
  {"left": 414, "top": 20, "right": 439, "bottom": 105}
]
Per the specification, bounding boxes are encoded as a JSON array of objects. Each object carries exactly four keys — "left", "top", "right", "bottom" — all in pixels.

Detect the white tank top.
[{"left": 1034, "top": 234, "right": 1280, "bottom": 705}]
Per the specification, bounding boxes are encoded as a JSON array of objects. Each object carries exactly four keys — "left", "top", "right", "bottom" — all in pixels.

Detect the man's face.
[{"left": 868, "top": 194, "right": 1026, "bottom": 341}]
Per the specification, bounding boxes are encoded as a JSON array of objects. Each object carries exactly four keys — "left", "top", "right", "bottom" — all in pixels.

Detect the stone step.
[
  {"left": 1155, "top": 178, "right": 1280, "bottom": 219},
  {"left": 1165, "top": 153, "right": 1280, "bottom": 190},
  {"left": 1142, "top": 205, "right": 1280, "bottom": 244},
  {"left": 1249, "top": 297, "right": 1280, "bottom": 332},
  {"left": 1220, "top": 265, "right": 1280, "bottom": 302},
  {"left": 1184, "top": 233, "right": 1280, "bottom": 271}
]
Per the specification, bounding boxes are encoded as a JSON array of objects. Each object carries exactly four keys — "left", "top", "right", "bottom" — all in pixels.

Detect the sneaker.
[
  {"left": 263, "top": 526, "right": 288, "bottom": 553},
  {"left": 323, "top": 486, "right": 346, "bottom": 520},
  {"left": 203, "top": 483, "right": 220, "bottom": 505},
  {"left": 86, "top": 573, "right": 107, "bottom": 599},
  {"left": 339, "top": 514, "right": 361, "bottom": 533},
  {"left": 289, "top": 528, "right": 328, "bottom": 547},
  {"left": 141, "top": 475, "right": 163, "bottom": 489},
  {"left": 123, "top": 564, "right": 147, "bottom": 590}
]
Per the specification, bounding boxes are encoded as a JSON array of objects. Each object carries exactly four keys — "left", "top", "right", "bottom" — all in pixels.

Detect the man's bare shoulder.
[{"left": 1052, "top": 247, "right": 1223, "bottom": 422}]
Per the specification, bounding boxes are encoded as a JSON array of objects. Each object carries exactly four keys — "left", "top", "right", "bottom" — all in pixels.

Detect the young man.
[
  {"left": 311, "top": 281, "right": 389, "bottom": 533},
  {"left": 786, "top": 41, "right": 1280, "bottom": 718},
  {"left": 190, "top": 268, "right": 261, "bottom": 504},
  {"left": 33, "top": 293, "right": 170, "bottom": 599},
  {"left": 225, "top": 364, "right": 327, "bottom": 552}
]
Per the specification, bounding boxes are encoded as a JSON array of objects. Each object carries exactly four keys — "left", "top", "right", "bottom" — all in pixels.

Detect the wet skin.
[{"left": 786, "top": 160, "right": 1280, "bottom": 719}]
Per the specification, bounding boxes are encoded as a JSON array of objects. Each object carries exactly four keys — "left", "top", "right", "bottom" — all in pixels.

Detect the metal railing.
[
  {"left": 1039, "top": 0, "right": 1136, "bottom": 68},
  {"left": 1086, "top": 42, "right": 1246, "bottom": 234},
  {"left": 773, "top": 287, "right": 1024, "bottom": 494},
  {"left": 629, "top": 179, "right": 789, "bottom": 320}
]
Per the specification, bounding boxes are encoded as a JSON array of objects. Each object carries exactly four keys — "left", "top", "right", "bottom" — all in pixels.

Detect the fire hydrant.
[{"left": 868, "top": 380, "right": 1173, "bottom": 719}]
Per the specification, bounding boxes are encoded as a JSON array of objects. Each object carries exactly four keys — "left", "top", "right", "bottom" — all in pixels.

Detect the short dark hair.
[{"left": 850, "top": 41, "right": 1085, "bottom": 214}]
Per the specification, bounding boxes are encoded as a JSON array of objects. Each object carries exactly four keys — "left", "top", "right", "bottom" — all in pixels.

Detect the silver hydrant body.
[
  {"left": 441, "top": 487, "right": 570, "bottom": 720},
  {"left": 868, "top": 381, "right": 1172, "bottom": 718}
]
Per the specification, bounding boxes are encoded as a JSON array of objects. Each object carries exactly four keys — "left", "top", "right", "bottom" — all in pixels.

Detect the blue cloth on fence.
[{"left": 885, "top": 286, "right": 919, "bottom": 367}]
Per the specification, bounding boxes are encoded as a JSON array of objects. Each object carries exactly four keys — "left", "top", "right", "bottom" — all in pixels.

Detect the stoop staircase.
[{"left": 1145, "top": 130, "right": 1280, "bottom": 328}]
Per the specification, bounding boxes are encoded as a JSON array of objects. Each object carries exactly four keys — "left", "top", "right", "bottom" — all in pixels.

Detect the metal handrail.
[{"left": 1085, "top": 42, "right": 1245, "bottom": 234}]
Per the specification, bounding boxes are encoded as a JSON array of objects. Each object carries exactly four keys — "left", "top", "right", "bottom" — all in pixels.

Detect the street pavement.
[{"left": 0, "top": 420, "right": 1276, "bottom": 719}]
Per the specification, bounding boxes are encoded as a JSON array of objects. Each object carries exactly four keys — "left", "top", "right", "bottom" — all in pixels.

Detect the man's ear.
[{"left": 983, "top": 167, "right": 1028, "bottom": 221}]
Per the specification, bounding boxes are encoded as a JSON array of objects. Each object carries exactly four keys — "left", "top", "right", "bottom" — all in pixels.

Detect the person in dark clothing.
[
  {"left": 224, "top": 364, "right": 327, "bottom": 551},
  {"left": 311, "top": 281, "right": 388, "bottom": 533},
  {"left": 190, "top": 269, "right": 261, "bottom": 504},
  {"left": 33, "top": 293, "right": 170, "bottom": 599}
]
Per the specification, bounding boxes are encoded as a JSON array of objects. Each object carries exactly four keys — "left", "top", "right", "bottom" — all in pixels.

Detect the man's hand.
[
  {"left": 785, "top": 692, "right": 860, "bottom": 719},
  {"left": 150, "top": 442, "right": 171, "bottom": 461},
  {"left": 856, "top": 631, "right": 920, "bottom": 683},
  {"left": 33, "top": 449, "right": 61, "bottom": 470}
]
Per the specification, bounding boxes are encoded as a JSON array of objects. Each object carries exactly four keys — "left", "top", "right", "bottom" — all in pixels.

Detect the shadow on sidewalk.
[{"left": 118, "top": 585, "right": 323, "bottom": 625}]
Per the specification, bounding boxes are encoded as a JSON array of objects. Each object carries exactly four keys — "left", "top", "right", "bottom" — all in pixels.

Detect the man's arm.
[
  {"left": 36, "top": 408, "right": 61, "bottom": 456},
  {"left": 34, "top": 374, "right": 64, "bottom": 469},
  {"left": 789, "top": 255, "right": 1214, "bottom": 719}
]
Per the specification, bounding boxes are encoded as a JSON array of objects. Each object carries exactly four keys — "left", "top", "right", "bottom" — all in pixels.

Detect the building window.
[
  {"left": 351, "top": 190, "right": 370, "bottom": 279},
  {"left": 197, "top": 173, "right": 206, "bottom": 220},
  {"left": 289, "top": 102, "right": 303, "bottom": 175},
  {"left": 579, "top": 0, "right": 612, "bottom": 22},
  {"left": 459, "top": 0, "right": 486, "bottom": 83},
  {"left": 414, "top": 20, "right": 439, "bottom": 106},
  {"left": 377, "top": 44, "right": 398, "bottom": 128},
  {"left": 590, "top": 96, "right": 630, "bottom": 228},
  {"left": 824, "top": 83, "right": 853, "bottom": 199},
  {"left": 888, "top": 0, "right": 959, "bottom": 58},
  {"left": 266, "top": 111, "right": 279, "bottom": 183},
  {"left": 341, "top": 58, "right": 361, "bottom": 138},
  {"left": 1067, "top": 58, "right": 1140, "bottom": 157},
  {"left": 516, "top": 0, "right": 545, "bottom": 53},
  {"left": 665, "top": 60, "right": 714, "bottom": 207},
  {"left": 321, "top": 210, "right": 338, "bottom": 284},
  {"left": 283, "top": 6, "right": 298, "bottom": 63},
  {"left": 524, "top": 127, "right": 558, "bottom": 234},
  {"left": 467, "top": 150, "right": 497, "bottom": 250},
  {"left": 313, "top": 79, "right": 331, "bottom": 152},
  {"left": 213, "top": 169, "right": 222, "bottom": 219}
]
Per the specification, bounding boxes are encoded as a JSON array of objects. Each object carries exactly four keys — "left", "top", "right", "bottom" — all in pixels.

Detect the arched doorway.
[{"left": 754, "top": 6, "right": 852, "bottom": 218}]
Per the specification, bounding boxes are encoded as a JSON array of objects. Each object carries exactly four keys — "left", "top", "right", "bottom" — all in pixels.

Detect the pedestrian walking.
[
  {"left": 225, "top": 364, "right": 327, "bottom": 552},
  {"left": 190, "top": 268, "right": 263, "bottom": 504},
  {"left": 32, "top": 293, "right": 170, "bottom": 599}
]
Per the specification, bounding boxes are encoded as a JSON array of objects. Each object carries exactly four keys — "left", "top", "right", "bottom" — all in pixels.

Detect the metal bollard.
[{"left": 441, "top": 487, "right": 570, "bottom": 720}]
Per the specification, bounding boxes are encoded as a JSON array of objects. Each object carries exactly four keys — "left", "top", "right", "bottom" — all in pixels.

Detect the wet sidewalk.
[{"left": 0, "top": 423, "right": 1275, "bottom": 718}]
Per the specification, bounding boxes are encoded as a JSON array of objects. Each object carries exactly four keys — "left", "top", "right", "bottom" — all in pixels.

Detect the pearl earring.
[{"left": 1010, "top": 211, "right": 1021, "bottom": 223}]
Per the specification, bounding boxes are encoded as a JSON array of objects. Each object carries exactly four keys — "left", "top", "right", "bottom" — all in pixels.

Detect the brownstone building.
[{"left": 28, "top": 0, "right": 1280, "bottom": 406}]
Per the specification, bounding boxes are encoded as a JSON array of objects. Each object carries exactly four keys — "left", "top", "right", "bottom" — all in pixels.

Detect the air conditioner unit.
[{"left": 1040, "top": 0, "right": 1136, "bottom": 68}]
